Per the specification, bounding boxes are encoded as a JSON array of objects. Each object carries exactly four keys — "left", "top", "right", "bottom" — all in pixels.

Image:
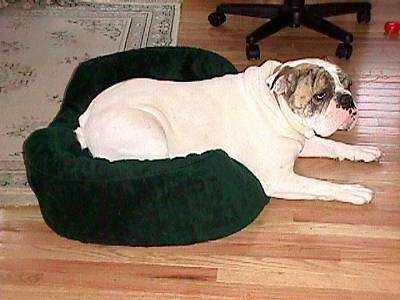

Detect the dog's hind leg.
[{"left": 84, "top": 107, "right": 169, "bottom": 161}]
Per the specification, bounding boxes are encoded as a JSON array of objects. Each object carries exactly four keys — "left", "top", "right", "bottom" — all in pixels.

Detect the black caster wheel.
[
  {"left": 246, "top": 43, "right": 260, "bottom": 60},
  {"left": 208, "top": 12, "right": 226, "bottom": 27},
  {"left": 357, "top": 9, "right": 371, "bottom": 23},
  {"left": 336, "top": 43, "right": 353, "bottom": 59}
]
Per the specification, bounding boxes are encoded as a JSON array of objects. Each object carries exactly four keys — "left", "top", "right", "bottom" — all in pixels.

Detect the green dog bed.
[{"left": 23, "top": 47, "right": 270, "bottom": 246}]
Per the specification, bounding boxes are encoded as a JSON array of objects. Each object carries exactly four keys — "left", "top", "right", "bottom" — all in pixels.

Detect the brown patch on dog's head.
[{"left": 269, "top": 63, "right": 335, "bottom": 118}]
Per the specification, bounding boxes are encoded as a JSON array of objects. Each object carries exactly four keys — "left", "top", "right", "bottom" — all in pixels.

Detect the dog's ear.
[{"left": 267, "top": 65, "right": 299, "bottom": 95}]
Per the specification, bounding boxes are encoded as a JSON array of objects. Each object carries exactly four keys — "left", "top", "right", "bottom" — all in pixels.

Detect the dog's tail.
[
  {"left": 74, "top": 112, "right": 89, "bottom": 149},
  {"left": 74, "top": 126, "right": 87, "bottom": 149}
]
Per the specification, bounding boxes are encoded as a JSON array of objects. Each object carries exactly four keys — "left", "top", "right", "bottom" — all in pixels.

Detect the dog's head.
[{"left": 266, "top": 58, "right": 357, "bottom": 137}]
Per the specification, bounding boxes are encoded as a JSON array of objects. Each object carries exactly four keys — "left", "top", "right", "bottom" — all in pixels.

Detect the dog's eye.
[{"left": 314, "top": 92, "right": 326, "bottom": 102}]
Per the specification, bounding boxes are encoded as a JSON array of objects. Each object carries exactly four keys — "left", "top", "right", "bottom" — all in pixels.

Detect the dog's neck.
[{"left": 243, "top": 62, "right": 314, "bottom": 141}]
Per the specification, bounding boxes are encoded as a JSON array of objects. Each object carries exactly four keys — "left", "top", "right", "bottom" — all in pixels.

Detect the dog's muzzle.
[{"left": 337, "top": 94, "right": 358, "bottom": 131}]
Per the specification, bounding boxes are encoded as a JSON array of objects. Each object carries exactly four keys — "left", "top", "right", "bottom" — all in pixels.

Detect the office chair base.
[{"left": 208, "top": 1, "right": 371, "bottom": 59}]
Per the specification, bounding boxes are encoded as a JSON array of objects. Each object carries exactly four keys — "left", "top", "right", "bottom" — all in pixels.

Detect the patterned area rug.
[{"left": 0, "top": 0, "right": 182, "bottom": 206}]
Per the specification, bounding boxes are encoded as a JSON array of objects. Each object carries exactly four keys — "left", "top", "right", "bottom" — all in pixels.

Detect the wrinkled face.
[{"left": 268, "top": 58, "right": 357, "bottom": 137}]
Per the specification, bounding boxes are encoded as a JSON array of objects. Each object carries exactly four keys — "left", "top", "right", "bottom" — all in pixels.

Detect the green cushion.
[{"left": 23, "top": 47, "right": 269, "bottom": 246}]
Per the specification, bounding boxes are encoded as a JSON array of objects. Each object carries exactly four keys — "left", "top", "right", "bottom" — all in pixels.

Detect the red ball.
[{"left": 384, "top": 21, "right": 400, "bottom": 34}]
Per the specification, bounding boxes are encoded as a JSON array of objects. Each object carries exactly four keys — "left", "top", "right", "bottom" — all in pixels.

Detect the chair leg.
[
  {"left": 307, "top": 2, "right": 371, "bottom": 18},
  {"left": 246, "top": 14, "right": 290, "bottom": 44},
  {"left": 245, "top": 14, "right": 290, "bottom": 59},
  {"left": 301, "top": 12, "right": 353, "bottom": 43},
  {"left": 216, "top": 3, "right": 281, "bottom": 19}
]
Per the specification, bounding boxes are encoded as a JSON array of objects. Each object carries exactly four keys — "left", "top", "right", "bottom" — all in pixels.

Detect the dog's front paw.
[
  {"left": 341, "top": 145, "right": 381, "bottom": 162},
  {"left": 338, "top": 184, "right": 374, "bottom": 205}
]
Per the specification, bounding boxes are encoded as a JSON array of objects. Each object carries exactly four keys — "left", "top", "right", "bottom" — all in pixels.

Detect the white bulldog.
[{"left": 75, "top": 58, "right": 381, "bottom": 205}]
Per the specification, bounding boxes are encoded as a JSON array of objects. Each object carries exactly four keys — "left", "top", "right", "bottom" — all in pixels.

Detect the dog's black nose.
[{"left": 337, "top": 94, "right": 356, "bottom": 110}]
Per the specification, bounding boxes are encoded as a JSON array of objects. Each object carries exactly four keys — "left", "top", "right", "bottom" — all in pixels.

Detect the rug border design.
[{"left": 1, "top": 2, "right": 181, "bottom": 46}]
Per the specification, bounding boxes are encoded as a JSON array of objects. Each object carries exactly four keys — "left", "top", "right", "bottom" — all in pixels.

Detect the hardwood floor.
[{"left": 1, "top": 0, "right": 399, "bottom": 298}]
